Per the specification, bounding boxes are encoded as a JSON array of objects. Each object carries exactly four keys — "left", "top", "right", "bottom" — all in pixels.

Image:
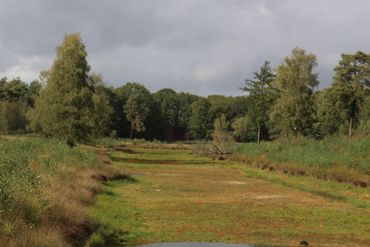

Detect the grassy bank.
[
  {"left": 0, "top": 136, "right": 126, "bottom": 246},
  {"left": 230, "top": 136, "right": 370, "bottom": 186}
]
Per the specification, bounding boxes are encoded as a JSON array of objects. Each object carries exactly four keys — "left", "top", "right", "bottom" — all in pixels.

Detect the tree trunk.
[
  {"left": 348, "top": 117, "right": 353, "bottom": 139},
  {"left": 257, "top": 125, "right": 261, "bottom": 144},
  {"left": 130, "top": 120, "right": 134, "bottom": 139}
]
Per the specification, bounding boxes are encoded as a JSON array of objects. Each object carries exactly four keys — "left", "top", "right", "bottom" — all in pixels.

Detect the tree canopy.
[
  {"left": 2, "top": 34, "right": 369, "bottom": 142},
  {"left": 269, "top": 48, "right": 318, "bottom": 137},
  {"left": 30, "top": 33, "right": 95, "bottom": 145}
]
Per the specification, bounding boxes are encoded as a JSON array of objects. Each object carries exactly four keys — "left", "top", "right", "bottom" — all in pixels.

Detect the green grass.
[
  {"left": 0, "top": 137, "right": 98, "bottom": 246},
  {"left": 88, "top": 142, "right": 370, "bottom": 246},
  {"left": 88, "top": 180, "right": 149, "bottom": 246},
  {"left": 0, "top": 137, "right": 97, "bottom": 209},
  {"left": 232, "top": 136, "right": 370, "bottom": 172}
]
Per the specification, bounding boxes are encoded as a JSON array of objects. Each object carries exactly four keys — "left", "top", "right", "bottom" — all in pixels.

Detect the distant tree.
[
  {"left": 208, "top": 95, "right": 232, "bottom": 121},
  {"left": 31, "top": 33, "right": 94, "bottom": 145},
  {"left": 0, "top": 77, "right": 31, "bottom": 134},
  {"left": 144, "top": 97, "right": 167, "bottom": 140},
  {"left": 125, "top": 92, "right": 150, "bottom": 138},
  {"left": 119, "top": 83, "right": 152, "bottom": 138},
  {"left": 25, "top": 80, "right": 42, "bottom": 107},
  {"left": 207, "top": 95, "right": 248, "bottom": 131},
  {"left": 331, "top": 51, "right": 370, "bottom": 138},
  {"left": 229, "top": 96, "right": 249, "bottom": 119},
  {"left": 177, "top": 92, "right": 199, "bottom": 128},
  {"left": 189, "top": 98, "right": 212, "bottom": 139},
  {"left": 316, "top": 88, "right": 340, "bottom": 136},
  {"left": 28, "top": 80, "right": 42, "bottom": 97},
  {"left": 2, "top": 78, "right": 28, "bottom": 101},
  {"left": 0, "top": 101, "right": 28, "bottom": 134},
  {"left": 112, "top": 82, "right": 151, "bottom": 137},
  {"left": 269, "top": 48, "right": 319, "bottom": 137},
  {"left": 0, "top": 77, "right": 6, "bottom": 98},
  {"left": 242, "top": 61, "right": 276, "bottom": 143},
  {"left": 154, "top": 88, "right": 181, "bottom": 129}
]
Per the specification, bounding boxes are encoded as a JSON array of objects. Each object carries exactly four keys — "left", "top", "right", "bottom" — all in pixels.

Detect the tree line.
[{"left": 0, "top": 33, "right": 369, "bottom": 144}]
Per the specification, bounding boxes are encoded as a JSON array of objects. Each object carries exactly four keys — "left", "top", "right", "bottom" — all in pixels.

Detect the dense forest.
[{"left": 1, "top": 33, "right": 369, "bottom": 144}]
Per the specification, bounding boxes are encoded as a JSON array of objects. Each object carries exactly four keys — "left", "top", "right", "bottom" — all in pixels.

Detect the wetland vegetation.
[{"left": 0, "top": 32, "right": 369, "bottom": 246}]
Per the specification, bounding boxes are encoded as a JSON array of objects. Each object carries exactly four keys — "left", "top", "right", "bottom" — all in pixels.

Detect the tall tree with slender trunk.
[
  {"left": 332, "top": 51, "right": 370, "bottom": 138},
  {"left": 124, "top": 91, "right": 150, "bottom": 138},
  {"left": 242, "top": 61, "right": 276, "bottom": 143}
]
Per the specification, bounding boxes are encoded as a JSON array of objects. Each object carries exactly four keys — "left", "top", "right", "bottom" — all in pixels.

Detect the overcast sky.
[{"left": 0, "top": 0, "right": 370, "bottom": 95}]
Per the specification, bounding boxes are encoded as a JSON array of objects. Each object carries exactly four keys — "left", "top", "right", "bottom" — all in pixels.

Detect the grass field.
[{"left": 89, "top": 142, "right": 370, "bottom": 246}]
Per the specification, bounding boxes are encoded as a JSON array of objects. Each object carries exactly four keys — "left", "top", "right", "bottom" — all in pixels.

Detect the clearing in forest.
[{"left": 89, "top": 143, "right": 370, "bottom": 246}]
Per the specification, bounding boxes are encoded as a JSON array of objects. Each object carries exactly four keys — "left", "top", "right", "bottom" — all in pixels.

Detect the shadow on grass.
[
  {"left": 114, "top": 146, "right": 138, "bottom": 154},
  {"left": 85, "top": 224, "right": 129, "bottom": 247},
  {"left": 87, "top": 179, "right": 140, "bottom": 247},
  {"left": 111, "top": 156, "right": 211, "bottom": 165},
  {"left": 103, "top": 177, "right": 138, "bottom": 187},
  {"left": 245, "top": 170, "right": 369, "bottom": 209},
  {"left": 113, "top": 147, "right": 186, "bottom": 156}
]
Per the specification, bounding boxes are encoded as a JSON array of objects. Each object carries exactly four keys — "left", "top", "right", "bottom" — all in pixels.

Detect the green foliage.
[
  {"left": 112, "top": 82, "right": 153, "bottom": 138},
  {"left": 85, "top": 225, "right": 126, "bottom": 247},
  {"left": 0, "top": 101, "right": 28, "bottom": 134},
  {"left": 207, "top": 95, "right": 248, "bottom": 124},
  {"left": 231, "top": 116, "right": 256, "bottom": 142},
  {"left": 329, "top": 51, "right": 370, "bottom": 137},
  {"left": 90, "top": 74, "right": 113, "bottom": 138},
  {"left": 269, "top": 48, "right": 318, "bottom": 137},
  {"left": 242, "top": 61, "right": 276, "bottom": 142},
  {"left": 31, "top": 33, "right": 94, "bottom": 144},
  {"left": 189, "top": 98, "right": 212, "bottom": 139},
  {"left": 152, "top": 89, "right": 198, "bottom": 138},
  {"left": 2, "top": 34, "right": 370, "bottom": 142},
  {"left": 154, "top": 88, "right": 181, "bottom": 128},
  {"left": 177, "top": 92, "right": 199, "bottom": 128},
  {"left": 333, "top": 51, "right": 370, "bottom": 87},
  {"left": 124, "top": 84, "right": 151, "bottom": 138},
  {"left": 359, "top": 94, "right": 370, "bottom": 136},
  {"left": 0, "top": 77, "right": 38, "bottom": 134}
]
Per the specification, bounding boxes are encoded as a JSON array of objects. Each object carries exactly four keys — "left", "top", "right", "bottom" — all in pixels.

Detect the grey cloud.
[{"left": 1, "top": 0, "right": 370, "bottom": 95}]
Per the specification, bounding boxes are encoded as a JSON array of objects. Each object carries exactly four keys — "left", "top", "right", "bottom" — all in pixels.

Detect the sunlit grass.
[
  {"left": 232, "top": 136, "right": 370, "bottom": 172},
  {"left": 89, "top": 143, "right": 370, "bottom": 246}
]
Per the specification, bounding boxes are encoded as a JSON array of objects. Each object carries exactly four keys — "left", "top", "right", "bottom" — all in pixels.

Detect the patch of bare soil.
[{"left": 223, "top": 181, "right": 247, "bottom": 185}]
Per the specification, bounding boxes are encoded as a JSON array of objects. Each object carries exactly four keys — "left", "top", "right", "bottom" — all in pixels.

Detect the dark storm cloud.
[{"left": 1, "top": 0, "right": 370, "bottom": 95}]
